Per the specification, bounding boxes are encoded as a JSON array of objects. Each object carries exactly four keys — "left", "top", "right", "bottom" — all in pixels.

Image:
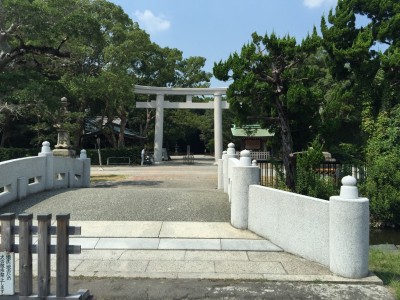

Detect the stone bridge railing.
[
  {"left": 219, "top": 143, "right": 369, "bottom": 279},
  {"left": 0, "top": 142, "right": 90, "bottom": 208}
]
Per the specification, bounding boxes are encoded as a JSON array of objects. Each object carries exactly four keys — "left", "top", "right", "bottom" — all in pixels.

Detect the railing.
[
  {"left": 0, "top": 213, "right": 89, "bottom": 299},
  {"left": 106, "top": 156, "right": 131, "bottom": 165},
  {"left": 256, "top": 159, "right": 284, "bottom": 188},
  {"left": 236, "top": 151, "right": 270, "bottom": 160},
  {"left": 256, "top": 160, "right": 367, "bottom": 188}
]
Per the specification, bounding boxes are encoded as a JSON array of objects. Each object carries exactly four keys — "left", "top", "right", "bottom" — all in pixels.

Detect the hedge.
[
  {"left": 0, "top": 148, "right": 38, "bottom": 162},
  {"left": 0, "top": 147, "right": 142, "bottom": 166}
]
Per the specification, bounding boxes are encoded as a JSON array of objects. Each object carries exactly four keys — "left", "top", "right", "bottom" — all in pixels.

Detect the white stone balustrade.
[
  {"left": 0, "top": 142, "right": 91, "bottom": 208},
  {"left": 221, "top": 142, "right": 370, "bottom": 279}
]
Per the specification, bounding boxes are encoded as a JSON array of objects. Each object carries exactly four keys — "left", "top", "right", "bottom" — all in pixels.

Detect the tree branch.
[
  {"left": 257, "top": 73, "right": 276, "bottom": 84},
  {"left": 0, "top": 41, "right": 70, "bottom": 70},
  {"left": 57, "top": 37, "right": 68, "bottom": 50}
]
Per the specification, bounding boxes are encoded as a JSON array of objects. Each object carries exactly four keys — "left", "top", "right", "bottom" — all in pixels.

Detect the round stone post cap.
[
  {"left": 80, "top": 149, "right": 88, "bottom": 159},
  {"left": 227, "top": 143, "right": 236, "bottom": 155},
  {"left": 41, "top": 141, "right": 52, "bottom": 153},
  {"left": 240, "top": 149, "right": 251, "bottom": 157},
  {"left": 252, "top": 160, "right": 257, "bottom": 166},
  {"left": 239, "top": 149, "right": 251, "bottom": 166},
  {"left": 342, "top": 175, "right": 357, "bottom": 186},
  {"left": 339, "top": 175, "right": 359, "bottom": 199}
]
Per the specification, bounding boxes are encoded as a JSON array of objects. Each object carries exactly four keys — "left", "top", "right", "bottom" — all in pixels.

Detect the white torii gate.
[{"left": 134, "top": 85, "right": 229, "bottom": 163}]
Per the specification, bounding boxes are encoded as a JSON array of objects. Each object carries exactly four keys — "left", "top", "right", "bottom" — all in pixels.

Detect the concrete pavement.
[
  {"left": 10, "top": 220, "right": 392, "bottom": 299},
  {"left": 12, "top": 220, "right": 382, "bottom": 284}
]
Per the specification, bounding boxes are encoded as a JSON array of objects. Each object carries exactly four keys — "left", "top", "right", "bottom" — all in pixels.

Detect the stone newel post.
[
  {"left": 230, "top": 150, "right": 260, "bottom": 229},
  {"left": 218, "top": 151, "right": 227, "bottom": 189},
  {"left": 223, "top": 143, "right": 237, "bottom": 193},
  {"left": 38, "top": 141, "right": 54, "bottom": 190},
  {"left": 78, "top": 150, "right": 91, "bottom": 188},
  {"left": 329, "top": 176, "right": 369, "bottom": 278}
]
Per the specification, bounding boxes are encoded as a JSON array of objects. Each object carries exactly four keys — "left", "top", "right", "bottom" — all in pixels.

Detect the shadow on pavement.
[{"left": 92, "top": 180, "right": 163, "bottom": 188}]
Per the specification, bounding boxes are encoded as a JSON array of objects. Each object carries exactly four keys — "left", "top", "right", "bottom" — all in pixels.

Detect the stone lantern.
[{"left": 53, "top": 97, "right": 76, "bottom": 157}]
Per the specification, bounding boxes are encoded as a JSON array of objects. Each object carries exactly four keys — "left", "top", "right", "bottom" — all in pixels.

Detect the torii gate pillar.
[
  {"left": 154, "top": 94, "right": 165, "bottom": 163},
  {"left": 214, "top": 93, "right": 223, "bottom": 161}
]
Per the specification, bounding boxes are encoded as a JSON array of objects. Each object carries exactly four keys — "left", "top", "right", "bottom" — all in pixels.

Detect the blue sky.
[{"left": 109, "top": 0, "right": 338, "bottom": 87}]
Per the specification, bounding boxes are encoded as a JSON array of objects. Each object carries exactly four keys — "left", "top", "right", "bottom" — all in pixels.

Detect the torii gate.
[{"left": 134, "top": 85, "right": 229, "bottom": 163}]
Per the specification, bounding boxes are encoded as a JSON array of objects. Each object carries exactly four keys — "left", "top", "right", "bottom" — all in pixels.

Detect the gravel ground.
[{"left": 0, "top": 159, "right": 230, "bottom": 221}]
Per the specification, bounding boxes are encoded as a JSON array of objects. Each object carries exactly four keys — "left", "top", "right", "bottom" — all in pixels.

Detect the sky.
[{"left": 109, "top": 0, "right": 338, "bottom": 87}]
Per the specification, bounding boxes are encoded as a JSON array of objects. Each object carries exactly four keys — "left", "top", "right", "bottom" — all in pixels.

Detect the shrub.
[
  {"left": 0, "top": 148, "right": 38, "bottom": 161},
  {"left": 361, "top": 105, "right": 400, "bottom": 226},
  {"left": 295, "top": 139, "right": 339, "bottom": 200}
]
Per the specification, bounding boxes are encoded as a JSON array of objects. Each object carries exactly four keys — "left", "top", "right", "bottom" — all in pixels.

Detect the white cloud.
[
  {"left": 134, "top": 10, "right": 171, "bottom": 33},
  {"left": 303, "top": 0, "right": 337, "bottom": 8}
]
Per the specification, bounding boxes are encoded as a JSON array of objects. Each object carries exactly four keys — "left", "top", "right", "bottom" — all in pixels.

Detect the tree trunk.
[
  {"left": 117, "top": 109, "right": 127, "bottom": 149},
  {"left": 275, "top": 96, "right": 295, "bottom": 191},
  {"left": 72, "top": 116, "right": 85, "bottom": 148},
  {"left": 0, "top": 115, "right": 10, "bottom": 147},
  {"left": 103, "top": 116, "right": 117, "bottom": 149},
  {"left": 142, "top": 109, "right": 154, "bottom": 137}
]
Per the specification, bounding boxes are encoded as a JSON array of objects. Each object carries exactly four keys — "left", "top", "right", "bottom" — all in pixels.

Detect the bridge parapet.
[
  {"left": 220, "top": 142, "right": 370, "bottom": 279},
  {"left": 0, "top": 142, "right": 90, "bottom": 208}
]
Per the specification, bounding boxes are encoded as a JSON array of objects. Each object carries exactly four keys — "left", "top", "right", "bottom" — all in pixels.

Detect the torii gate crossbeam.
[{"left": 134, "top": 85, "right": 229, "bottom": 163}]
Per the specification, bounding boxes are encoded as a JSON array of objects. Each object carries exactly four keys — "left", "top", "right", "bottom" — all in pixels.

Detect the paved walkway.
[{"left": 0, "top": 156, "right": 394, "bottom": 299}]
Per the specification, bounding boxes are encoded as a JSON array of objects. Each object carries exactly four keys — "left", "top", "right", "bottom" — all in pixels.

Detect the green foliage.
[
  {"left": 361, "top": 105, "right": 400, "bottom": 226},
  {"left": 369, "top": 249, "right": 400, "bottom": 300},
  {"left": 0, "top": 0, "right": 212, "bottom": 150},
  {"left": 0, "top": 148, "right": 38, "bottom": 162},
  {"left": 213, "top": 30, "right": 322, "bottom": 190},
  {"left": 295, "top": 139, "right": 338, "bottom": 200}
]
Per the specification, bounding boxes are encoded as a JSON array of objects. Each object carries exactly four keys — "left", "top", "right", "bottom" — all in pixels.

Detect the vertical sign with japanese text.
[{"left": 0, "top": 252, "right": 15, "bottom": 295}]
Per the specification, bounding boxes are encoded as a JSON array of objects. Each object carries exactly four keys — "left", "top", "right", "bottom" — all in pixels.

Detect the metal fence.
[{"left": 256, "top": 160, "right": 366, "bottom": 188}]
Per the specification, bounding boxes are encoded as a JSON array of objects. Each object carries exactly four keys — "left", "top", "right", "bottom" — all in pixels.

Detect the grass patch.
[
  {"left": 90, "top": 175, "right": 127, "bottom": 182},
  {"left": 369, "top": 249, "right": 400, "bottom": 299}
]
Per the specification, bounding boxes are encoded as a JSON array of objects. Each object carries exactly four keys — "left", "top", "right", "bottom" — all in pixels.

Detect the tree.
[
  {"left": 214, "top": 31, "right": 321, "bottom": 190},
  {"left": 59, "top": 0, "right": 152, "bottom": 148},
  {"left": 0, "top": 0, "right": 214, "bottom": 150},
  {"left": 362, "top": 105, "right": 400, "bottom": 226},
  {"left": 0, "top": 0, "right": 106, "bottom": 147},
  {"left": 321, "top": 0, "right": 400, "bottom": 225},
  {"left": 0, "top": 0, "right": 105, "bottom": 71},
  {"left": 175, "top": 56, "right": 212, "bottom": 88}
]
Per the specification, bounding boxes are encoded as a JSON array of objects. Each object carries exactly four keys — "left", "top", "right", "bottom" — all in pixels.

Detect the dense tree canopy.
[
  {"left": 0, "top": 0, "right": 212, "bottom": 150},
  {"left": 214, "top": 30, "right": 322, "bottom": 190}
]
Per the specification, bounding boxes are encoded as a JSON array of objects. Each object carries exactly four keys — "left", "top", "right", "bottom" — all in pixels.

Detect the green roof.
[{"left": 231, "top": 124, "right": 274, "bottom": 137}]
